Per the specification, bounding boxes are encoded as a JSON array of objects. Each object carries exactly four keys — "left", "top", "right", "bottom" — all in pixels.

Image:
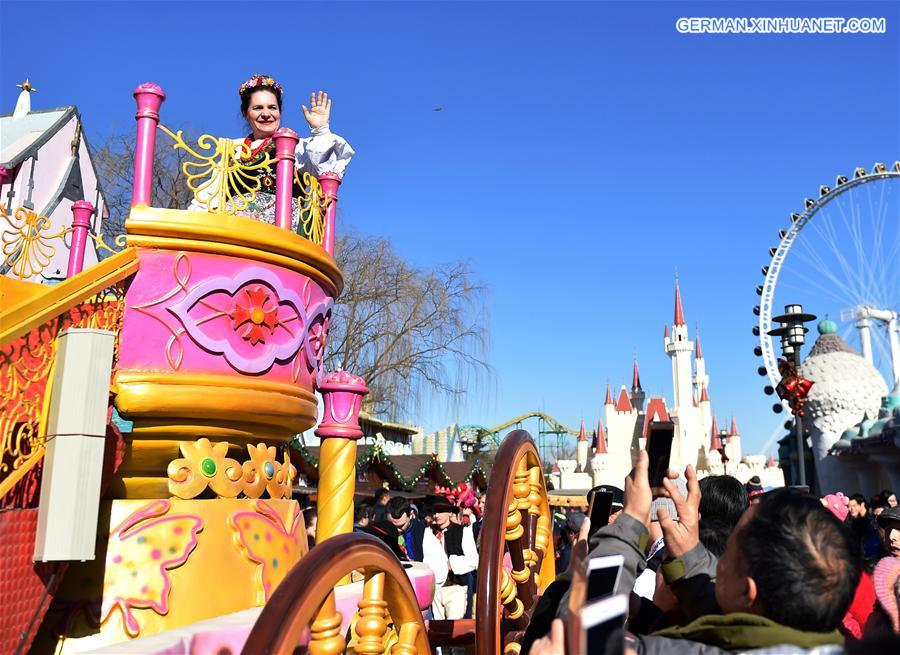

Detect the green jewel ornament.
[{"left": 200, "top": 457, "right": 217, "bottom": 477}]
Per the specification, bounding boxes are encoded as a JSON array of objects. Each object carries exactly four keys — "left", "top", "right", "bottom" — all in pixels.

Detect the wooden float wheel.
[
  {"left": 476, "top": 430, "right": 556, "bottom": 655},
  {"left": 242, "top": 532, "right": 431, "bottom": 655}
]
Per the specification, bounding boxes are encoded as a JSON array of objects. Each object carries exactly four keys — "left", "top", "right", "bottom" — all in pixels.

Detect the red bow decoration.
[
  {"left": 775, "top": 358, "right": 815, "bottom": 417},
  {"left": 434, "top": 483, "right": 481, "bottom": 518}
]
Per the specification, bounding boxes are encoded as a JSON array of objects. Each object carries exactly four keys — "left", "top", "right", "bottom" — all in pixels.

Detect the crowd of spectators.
[
  {"left": 297, "top": 464, "right": 900, "bottom": 654},
  {"left": 525, "top": 454, "right": 900, "bottom": 654}
]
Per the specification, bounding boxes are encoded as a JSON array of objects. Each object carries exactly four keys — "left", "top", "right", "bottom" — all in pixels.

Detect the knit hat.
[
  {"left": 821, "top": 492, "right": 850, "bottom": 522},
  {"left": 745, "top": 476, "right": 764, "bottom": 499},
  {"left": 873, "top": 557, "right": 900, "bottom": 632}
]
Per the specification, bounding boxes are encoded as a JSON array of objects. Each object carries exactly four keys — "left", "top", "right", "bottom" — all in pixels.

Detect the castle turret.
[
  {"left": 594, "top": 417, "right": 607, "bottom": 455},
  {"left": 665, "top": 278, "right": 699, "bottom": 469},
  {"left": 726, "top": 415, "right": 741, "bottom": 462},
  {"left": 631, "top": 358, "right": 646, "bottom": 413},
  {"left": 577, "top": 418, "right": 589, "bottom": 471},
  {"left": 693, "top": 331, "right": 709, "bottom": 401},
  {"left": 666, "top": 279, "right": 694, "bottom": 409},
  {"left": 698, "top": 384, "right": 712, "bottom": 441}
]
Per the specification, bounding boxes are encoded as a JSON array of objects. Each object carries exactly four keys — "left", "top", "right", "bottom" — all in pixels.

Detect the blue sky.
[{"left": 3, "top": 1, "right": 898, "bottom": 456}]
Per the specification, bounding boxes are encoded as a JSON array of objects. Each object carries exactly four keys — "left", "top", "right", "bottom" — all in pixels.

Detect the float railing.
[{"left": 131, "top": 84, "right": 336, "bottom": 254}]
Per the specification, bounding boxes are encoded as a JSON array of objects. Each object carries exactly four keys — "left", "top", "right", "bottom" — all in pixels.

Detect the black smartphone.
[
  {"left": 581, "top": 594, "right": 627, "bottom": 655},
  {"left": 588, "top": 491, "right": 614, "bottom": 535},
  {"left": 586, "top": 555, "right": 624, "bottom": 601},
  {"left": 646, "top": 421, "right": 675, "bottom": 492}
]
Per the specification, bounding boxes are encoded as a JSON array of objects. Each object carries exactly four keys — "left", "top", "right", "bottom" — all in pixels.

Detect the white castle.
[{"left": 551, "top": 281, "right": 784, "bottom": 491}]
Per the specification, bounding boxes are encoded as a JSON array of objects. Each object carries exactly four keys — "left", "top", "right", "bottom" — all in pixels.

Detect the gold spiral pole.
[
  {"left": 315, "top": 437, "right": 357, "bottom": 543},
  {"left": 313, "top": 372, "right": 369, "bottom": 545}
]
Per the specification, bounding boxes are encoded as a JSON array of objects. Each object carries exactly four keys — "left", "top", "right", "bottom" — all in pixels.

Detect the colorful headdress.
[{"left": 239, "top": 74, "right": 283, "bottom": 97}]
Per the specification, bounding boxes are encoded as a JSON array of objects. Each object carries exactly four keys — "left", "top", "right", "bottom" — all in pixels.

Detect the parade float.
[{"left": 0, "top": 83, "right": 556, "bottom": 655}]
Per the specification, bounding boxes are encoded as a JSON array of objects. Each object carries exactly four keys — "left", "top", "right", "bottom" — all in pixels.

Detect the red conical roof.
[
  {"left": 643, "top": 397, "right": 670, "bottom": 437},
  {"left": 700, "top": 384, "right": 710, "bottom": 403},
  {"left": 552, "top": 462, "right": 559, "bottom": 473},
  {"left": 710, "top": 417, "right": 722, "bottom": 451},
  {"left": 579, "top": 418, "right": 587, "bottom": 442},
  {"left": 595, "top": 418, "right": 607, "bottom": 454},
  {"left": 604, "top": 383, "right": 614, "bottom": 405},
  {"left": 674, "top": 279, "right": 686, "bottom": 326},
  {"left": 615, "top": 386, "right": 633, "bottom": 412},
  {"left": 664, "top": 324, "right": 670, "bottom": 339},
  {"left": 695, "top": 333, "right": 704, "bottom": 359},
  {"left": 632, "top": 359, "right": 642, "bottom": 391},
  {"left": 768, "top": 453, "right": 776, "bottom": 468},
  {"left": 730, "top": 416, "right": 739, "bottom": 436}
]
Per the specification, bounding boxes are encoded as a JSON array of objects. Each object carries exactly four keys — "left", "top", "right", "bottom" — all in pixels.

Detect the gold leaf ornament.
[{"left": 167, "top": 438, "right": 242, "bottom": 499}]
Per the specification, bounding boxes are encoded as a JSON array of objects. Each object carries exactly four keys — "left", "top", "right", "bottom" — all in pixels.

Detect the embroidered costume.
[{"left": 187, "top": 75, "right": 354, "bottom": 236}]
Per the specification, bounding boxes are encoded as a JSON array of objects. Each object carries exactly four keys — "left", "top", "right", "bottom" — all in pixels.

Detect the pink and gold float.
[{"left": 1, "top": 82, "right": 351, "bottom": 651}]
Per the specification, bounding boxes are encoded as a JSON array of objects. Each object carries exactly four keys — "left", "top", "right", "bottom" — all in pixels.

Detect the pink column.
[
  {"left": 273, "top": 128, "right": 300, "bottom": 231},
  {"left": 314, "top": 371, "right": 369, "bottom": 440},
  {"left": 318, "top": 172, "right": 342, "bottom": 256},
  {"left": 66, "top": 200, "right": 94, "bottom": 278},
  {"left": 131, "top": 83, "right": 166, "bottom": 208}
]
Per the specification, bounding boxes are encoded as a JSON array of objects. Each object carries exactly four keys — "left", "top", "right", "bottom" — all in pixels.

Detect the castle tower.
[
  {"left": 704, "top": 416, "right": 724, "bottom": 474},
  {"left": 576, "top": 418, "right": 589, "bottom": 471},
  {"left": 693, "top": 332, "right": 709, "bottom": 400},
  {"left": 726, "top": 415, "right": 742, "bottom": 462},
  {"left": 594, "top": 417, "right": 607, "bottom": 455},
  {"left": 665, "top": 278, "right": 699, "bottom": 469},
  {"left": 631, "top": 358, "right": 646, "bottom": 413},
  {"left": 666, "top": 279, "right": 694, "bottom": 410},
  {"left": 603, "top": 383, "right": 615, "bottom": 435},
  {"left": 698, "top": 384, "right": 712, "bottom": 443},
  {"left": 607, "top": 385, "right": 640, "bottom": 458}
]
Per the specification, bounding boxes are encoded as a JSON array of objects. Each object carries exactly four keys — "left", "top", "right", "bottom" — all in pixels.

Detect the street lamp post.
[{"left": 768, "top": 304, "right": 816, "bottom": 487}]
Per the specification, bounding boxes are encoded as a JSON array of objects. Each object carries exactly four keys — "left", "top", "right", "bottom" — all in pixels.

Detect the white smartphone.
[
  {"left": 586, "top": 554, "right": 624, "bottom": 601},
  {"left": 580, "top": 593, "right": 628, "bottom": 655}
]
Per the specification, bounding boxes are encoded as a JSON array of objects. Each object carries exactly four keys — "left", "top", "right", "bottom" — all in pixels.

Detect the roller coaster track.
[{"left": 458, "top": 411, "right": 581, "bottom": 449}]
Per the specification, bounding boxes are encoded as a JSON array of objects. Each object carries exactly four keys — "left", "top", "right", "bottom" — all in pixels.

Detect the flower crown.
[{"left": 239, "top": 74, "right": 283, "bottom": 97}]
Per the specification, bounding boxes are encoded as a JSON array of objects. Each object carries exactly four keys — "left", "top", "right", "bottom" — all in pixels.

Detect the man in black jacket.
[{"left": 429, "top": 495, "right": 478, "bottom": 623}]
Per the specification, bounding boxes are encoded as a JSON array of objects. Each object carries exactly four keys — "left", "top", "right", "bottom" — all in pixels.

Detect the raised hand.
[
  {"left": 624, "top": 450, "right": 680, "bottom": 527},
  {"left": 623, "top": 451, "right": 654, "bottom": 526},
  {"left": 656, "top": 464, "right": 701, "bottom": 558},
  {"left": 302, "top": 90, "right": 331, "bottom": 130}
]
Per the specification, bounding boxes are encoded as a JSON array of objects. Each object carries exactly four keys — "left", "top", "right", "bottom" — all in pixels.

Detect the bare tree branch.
[
  {"left": 93, "top": 131, "right": 491, "bottom": 422},
  {"left": 326, "top": 231, "right": 492, "bottom": 420},
  {"left": 93, "top": 129, "right": 197, "bottom": 253}
]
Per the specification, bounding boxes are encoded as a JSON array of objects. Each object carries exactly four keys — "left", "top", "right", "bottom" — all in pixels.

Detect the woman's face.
[{"left": 245, "top": 89, "right": 281, "bottom": 139}]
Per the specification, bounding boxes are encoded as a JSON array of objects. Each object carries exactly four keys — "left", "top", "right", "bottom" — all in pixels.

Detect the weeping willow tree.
[{"left": 326, "top": 231, "right": 492, "bottom": 421}]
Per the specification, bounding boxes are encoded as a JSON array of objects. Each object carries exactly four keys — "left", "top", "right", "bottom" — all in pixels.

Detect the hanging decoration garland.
[{"left": 289, "top": 438, "right": 484, "bottom": 491}]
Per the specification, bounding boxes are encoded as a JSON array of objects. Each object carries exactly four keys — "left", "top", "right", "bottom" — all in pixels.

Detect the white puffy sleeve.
[
  {"left": 295, "top": 124, "right": 355, "bottom": 178},
  {"left": 422, "top": 529, "right": 449, "bottom": 587}
]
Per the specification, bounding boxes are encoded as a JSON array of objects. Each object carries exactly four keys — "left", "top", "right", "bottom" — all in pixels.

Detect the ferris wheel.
[{"left": 755, "top": 161, "right": 900, "bottom": 403}]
